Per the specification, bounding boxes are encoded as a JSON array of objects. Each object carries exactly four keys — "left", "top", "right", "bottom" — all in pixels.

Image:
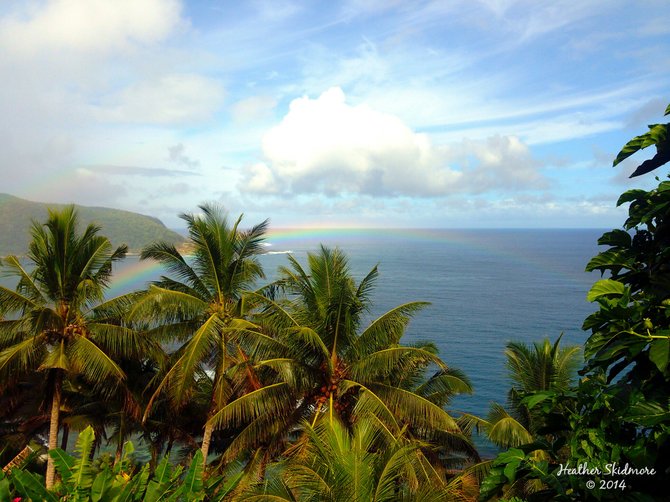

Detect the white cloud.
[
  {"left": 0, "top": 0, "right": 183, "bottom": 57},
  {"left": 245, "top": 162, "right": 279, "bottom": 194},
  {"left": 242, "top": 87, "right": 546, "bottom": 197},
  {"left": 244, "top": 87, "right": 462, "bottom": 196},
  {"left": 98, "top": 74, "right": 224, "bottom": 125},
  {"left": 456, "top": 135, "right": 547, "bottom": 191}
]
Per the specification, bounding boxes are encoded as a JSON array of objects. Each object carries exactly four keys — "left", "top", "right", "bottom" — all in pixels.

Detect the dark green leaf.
[
  {"left": 11, "top": 469, "right": 58, "bottom": 501},
  {"left": 649, "top": 337, "right": 670, "bottom": 373},
  {"left": 625, "top": 399, "right": 670, "bottom": 426},
  {"left": 613, "top": 124, "right": 668, "bottom": 167},
  {"left": 597, "top": 229, "right": 632, "bottom": 248}
]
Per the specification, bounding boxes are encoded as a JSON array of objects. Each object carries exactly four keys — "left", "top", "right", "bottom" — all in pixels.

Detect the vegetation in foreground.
[{"left": 1, "top": 104, "right": 669, "bottom": 500}]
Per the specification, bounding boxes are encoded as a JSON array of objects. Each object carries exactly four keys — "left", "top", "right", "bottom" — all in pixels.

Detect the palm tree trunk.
[
  {"left": 115, "top": 412, "right": 125, "bottom": 465},
  {"left": 201, "top": 421, "right": 214, "bottom": 467},
  {"left": 46, "top": 371, "right": 62, "bottom": 489}
]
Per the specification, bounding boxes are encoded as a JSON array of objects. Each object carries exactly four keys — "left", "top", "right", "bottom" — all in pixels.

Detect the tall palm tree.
[
  {"left": 0, "top": 206, "right": 129, "bottom": 488},
  {"left": 134, "top": 204, "right": 269, "bottom": 464},
  {"left": 209, "top": 246, "right": 476, "bottom": 466}
]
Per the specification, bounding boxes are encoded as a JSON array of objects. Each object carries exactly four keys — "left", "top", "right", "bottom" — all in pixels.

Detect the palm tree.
[
  {"left": 209, "top": 246, "right": 476, "bottom": 467},
  {"left": 243, "top": 416, "right": 474, "bottom": 501},
  {"left": 461, "top": 335, "right": 580, "bottom": 450},
  {"left": 0, "top": 206, "right": 129, "bottom": 488},
  {"left": 460, "top": 336, "right": 581, "bottom": 497},
  {"left": 133, "top": 204, "right": 270, "bottom": 464}
]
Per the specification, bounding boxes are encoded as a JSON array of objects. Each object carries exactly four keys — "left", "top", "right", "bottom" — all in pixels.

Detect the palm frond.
[
  {"left": 208, "top": 382, "right": 291, "bottom": 430},
  {"left": 367, "top": 382, "right": 460, "bottom": 432},
  {"left": 0, "top": 334, "right": 45, "bottom": 379},
  {"left": 141, "top": 241, "right": 209, "bottom": 297},
  {"left": 350, "top": 346, "right": 447, "bottom": 384},
  {"left": 486, "top": 402, "right": 533, "bottom": 448},
  {"left": 414, "top": 367, "right": 473, "bottom": 405},
  {"left": 0, "top": 286, "right": 38, "bottom": 316},
  {"left": 128, "top": 285, "right": 207, "bottom": 323},
  {"left": 88, "top": 322, "right": 161, "bottom": 360},
  {"left": 356, "top": 302, "right": 430, "bottom": 357},
  {"left": 165, "top": 313, "right": 223, "bottom": 404},
  {"left": 345, "top": 380, "right": 401, "bottom": 435},
  {"left": 0, "top": 256, "right": 44, "bottom": 304},
  {"left": 67, "top": 336, "right": 125, "bottom": 385}
]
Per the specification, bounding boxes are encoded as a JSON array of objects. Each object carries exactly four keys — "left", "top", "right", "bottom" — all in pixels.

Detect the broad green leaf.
[
  {"left": 625, "top": 400, "right": 670, "bottom": 426},
  {"left": 617, "top": 189, "right": 648, "bottom": 206},
  {"left": 649, "top": 337, "right": 670, "bottom": 373},
  {"left": 181, "top": 450, "right": 205, "bottom": 496},
  {"left": 90, "top": 470, "right": 116, "bottom": 502},
  {"left": 152, "top": 455, "right": 173, "bottom": 484},
  {"left": 613, "top": 124, "right": 667, "bottom": 166},
  {"left": 144, "top": 456, "right": 175, "bottom": 502},
  {"left": 11, "top": 469, "right": 58, "bottom": 502},
  {"left": 503, "top": 460, "right": 520, "bottom": 483},
  {"left": 492, "top": 448, "right": 525, "bottom": 466},
  {"left": 597, "top": 229, "right": 632, "bottom": 248},
  {"left": 585, "top": 250, "right": 633, "bottom": 272},
  {"left": 0, "top": 478, "right": 10, "bottom": 502},
  {"left": 523, "top": 391, "right": 552, "bottom": 409},
  {"left": 587, "top": 279, "right": 626, "bottom": 302},
  {"left": 478, "top": 469, "right": 506, "bottom": 500},
  {"left": 49, "top": 448, "right": 76, "bottom": 488},
  {"left": 72, "top": 426, "right": 95, "bottom": 492}
]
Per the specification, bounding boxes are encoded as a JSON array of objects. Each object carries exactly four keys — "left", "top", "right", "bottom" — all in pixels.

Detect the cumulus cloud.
[
  {"left": 243, "top": 87, "right": 462, "bottom": 196},
  {"left": 241, "top": 87, "right": 546, "bottom": 197},
  {"left": 450, "top": 135, "right": 547, "bottom": 192}
]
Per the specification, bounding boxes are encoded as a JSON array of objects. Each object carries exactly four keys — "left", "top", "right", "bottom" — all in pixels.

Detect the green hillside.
[{"left": 0, "top": 193, "right": 185, "bottom": 256}]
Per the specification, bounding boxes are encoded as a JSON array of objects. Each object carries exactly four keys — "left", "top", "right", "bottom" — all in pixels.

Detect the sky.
[{"left": 0, "top": 0, "right": 669, "bottom": 229}]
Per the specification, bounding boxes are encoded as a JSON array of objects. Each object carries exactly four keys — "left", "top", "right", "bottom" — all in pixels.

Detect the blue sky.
[{"left": 0, "top": 0, "right": 668, "bottom": 229}]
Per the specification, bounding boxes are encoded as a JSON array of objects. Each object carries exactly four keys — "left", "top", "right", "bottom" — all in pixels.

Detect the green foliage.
[
  {"left": 481, "top": 103, "right": 670, "bottom": 500},
  {"left": 480, "top": 102, "right": 670, "bottom": 501},
  {"left": 3, "top": 427, "right": 226, "bottom": 501},
  {"left": 210, "top": 245, "right": 477, "bottom": 469},
  {"left": 0, "top": 193, "right": 184, "bottom": 256},
  {"left": 613, "top": 104, "right": 670, "bottom": 177},
  {"left": 243, "top": 417, "right": 474, "bottom": 501}
]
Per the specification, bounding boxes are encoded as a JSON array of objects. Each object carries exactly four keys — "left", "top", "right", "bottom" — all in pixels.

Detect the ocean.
[{"left": 109, "top": 228, "right": 605, "bottom": 457}]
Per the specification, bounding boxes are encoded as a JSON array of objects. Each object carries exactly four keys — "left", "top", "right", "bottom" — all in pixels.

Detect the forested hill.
[{"left": 0, "top": 193, "right": 185, "bottom": 256}]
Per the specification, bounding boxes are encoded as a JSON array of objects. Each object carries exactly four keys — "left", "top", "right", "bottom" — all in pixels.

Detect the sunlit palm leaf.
[
  {"left": 486, "top": 403, "right": 533, "bottom": 448},
  {"left": 350, "top": 347, "right": 446, "bottom": 383},
  {"left": 367, "top": 382, "right": 460, "bottom": 432},
  {"left": 356, "top": 302, "right": 430, "bottom": 358}
]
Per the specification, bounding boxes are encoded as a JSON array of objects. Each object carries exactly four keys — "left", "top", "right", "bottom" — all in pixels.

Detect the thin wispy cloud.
[{"left": 0, "top": 0, "right": 667, "bottom": 228}]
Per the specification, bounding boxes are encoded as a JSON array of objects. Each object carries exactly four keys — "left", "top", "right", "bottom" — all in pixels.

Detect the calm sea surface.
[{"left": 6, "top": 228, "right": 606, "bottom": 457}]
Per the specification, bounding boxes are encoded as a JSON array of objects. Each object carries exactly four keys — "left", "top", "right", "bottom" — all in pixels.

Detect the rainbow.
[
  {"left": 105, "top": 228, "right": 601, "bottom": 298},
  {"left": 106, "top": 257, "right": 166, "bottom": 297}
]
